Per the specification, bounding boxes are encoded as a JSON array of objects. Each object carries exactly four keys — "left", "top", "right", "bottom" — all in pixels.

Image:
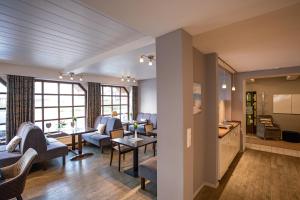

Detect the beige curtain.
[
  {"left": 87, "top": 82, "right": 101, "bottom": 128},
  {"left": 6, "top": 75, "right": 34, "bottom": 142}
]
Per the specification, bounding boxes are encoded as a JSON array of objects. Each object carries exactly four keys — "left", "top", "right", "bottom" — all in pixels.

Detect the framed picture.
[{"left": 193, "top": 83, "right": 202, "bottom": 114}]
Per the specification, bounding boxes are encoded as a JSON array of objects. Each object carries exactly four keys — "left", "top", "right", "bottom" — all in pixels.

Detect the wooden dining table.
[
  {"left": 62, "top": 127, "right": 97, "bottom": 161},
  {"left": 112, "top": 135, "right": 157, "bottom": 177}
]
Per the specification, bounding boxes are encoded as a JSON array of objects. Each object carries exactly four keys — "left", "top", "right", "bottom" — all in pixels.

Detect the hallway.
[{"left": 196, "top": 149, "right": 300, "bottom": 200}]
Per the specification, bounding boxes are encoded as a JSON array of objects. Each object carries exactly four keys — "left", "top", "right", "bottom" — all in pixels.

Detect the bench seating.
[
  {"left": 82, "top": 116, "right": 123, "bottom": 152},
  {"left": 0, "top": 122, "right": 68, "bottom": 168}
]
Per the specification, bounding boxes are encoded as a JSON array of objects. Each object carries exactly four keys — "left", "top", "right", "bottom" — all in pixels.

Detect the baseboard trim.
[
  {"left": 193, "top": 181, "right": 219, "bottom": 199},
  {"left": 193, "top": 184, "right": 205, "bottom": 199}
]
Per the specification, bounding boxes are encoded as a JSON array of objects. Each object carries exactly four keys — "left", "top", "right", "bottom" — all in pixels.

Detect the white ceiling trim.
[{"left": 64, "top": 36, "right": 155, "bottom": 74}]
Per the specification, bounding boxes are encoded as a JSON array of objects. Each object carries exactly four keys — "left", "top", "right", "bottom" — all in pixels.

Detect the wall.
[
  {"left": 246, "top": 76, "right": 300, "bottom": 132},
  {"left": 156, "top": 29, "right": 193, "bottom": 200},
  {"left": 193, "top": 50, "right": 220, "bottom": 196},
  {"left": 232, "top": 66, "right": 300, "bottom": 150},
  {"left": 138, "top": 78, "right": 157, "bottom": 113},
  {"left": 193, "top": 49, "right": 206, "bottom": 195}
]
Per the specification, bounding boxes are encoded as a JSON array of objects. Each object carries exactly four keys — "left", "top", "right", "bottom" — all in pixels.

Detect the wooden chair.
[
  {"left": 144, "top": 124, "right": 156, "bottom": 156},
  {"left": 109, "top": 129, "right": 134, "bottom": 171},
  {"left": 0, "top": 148, "right": 38, "bottom": 200}
]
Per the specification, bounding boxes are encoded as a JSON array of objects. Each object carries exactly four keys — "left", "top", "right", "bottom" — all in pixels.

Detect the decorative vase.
[{"left": 134, "top": 130, "right": 138, "bottom": 139}]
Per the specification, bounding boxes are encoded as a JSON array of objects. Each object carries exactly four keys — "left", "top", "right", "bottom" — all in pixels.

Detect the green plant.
[
  {"left": 133, "top": 121, "right": 138, "bottom": 130},
  {"left": 72, "top": 116, "right": 77, "bottom": 122}
]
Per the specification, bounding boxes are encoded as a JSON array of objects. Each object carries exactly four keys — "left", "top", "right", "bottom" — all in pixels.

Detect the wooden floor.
[
  {"left": 23, "top": 144, "right": 157, "bottom": 200},
  {"left": 246, "top": 135, "right": 300, "bottom": 151},
  {"left": 195, "top": 149, "right": 300, "bottom": 200}
]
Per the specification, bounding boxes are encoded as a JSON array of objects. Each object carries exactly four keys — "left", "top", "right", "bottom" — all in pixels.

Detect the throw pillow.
[
  {"left": 97, "top": 124, "right": 106, "bottom": 134},
  {"left": 6, "top": 136, "right": 22, "bottom": 152}
]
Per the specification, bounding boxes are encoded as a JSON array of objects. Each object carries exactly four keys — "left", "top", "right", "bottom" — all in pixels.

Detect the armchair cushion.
[{"left": 45, "top": 142, "right": 68, "bottom": 160}]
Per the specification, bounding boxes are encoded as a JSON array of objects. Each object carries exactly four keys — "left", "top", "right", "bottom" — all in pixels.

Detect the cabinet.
[{"left": 219, "top": 124, "right": 240, "bottom": 180}]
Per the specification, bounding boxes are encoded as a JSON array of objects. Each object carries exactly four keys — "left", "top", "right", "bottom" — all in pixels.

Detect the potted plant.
[{"left": 71, "top": 116, "right": 77, "bottom": 129}]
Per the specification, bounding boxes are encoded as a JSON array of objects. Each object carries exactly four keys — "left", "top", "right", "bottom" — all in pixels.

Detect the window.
[
  {"left": 35, "top": 80, "right": 86, "bottom": 133},
  {"left": 0, "top": 79, "right": 6, "bottom": 140},
  {"left": 101, "top": 86, "right": 129, "bottom": 122}
]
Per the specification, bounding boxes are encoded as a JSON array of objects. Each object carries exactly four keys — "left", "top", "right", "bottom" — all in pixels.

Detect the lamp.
[{"left": 112, "top": 111, "right": 118, "bottom": 117}]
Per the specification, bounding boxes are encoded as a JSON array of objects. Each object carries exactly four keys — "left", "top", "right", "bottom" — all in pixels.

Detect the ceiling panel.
[
  {"left": 0, "top": 0, "right": 144, "bottom": 69},
  {"left": 84, "top": 44, "right": 156, "bottom": 80}
]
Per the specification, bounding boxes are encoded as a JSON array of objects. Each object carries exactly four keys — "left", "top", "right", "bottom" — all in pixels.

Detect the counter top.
[{"left": 218, "top": 121, "right": 240, "bottom": 138}]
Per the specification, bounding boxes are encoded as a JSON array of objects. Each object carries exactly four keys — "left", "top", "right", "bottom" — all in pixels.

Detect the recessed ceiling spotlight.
[{"left": 59, "top": 73, "right": 63, "bottom": 79}]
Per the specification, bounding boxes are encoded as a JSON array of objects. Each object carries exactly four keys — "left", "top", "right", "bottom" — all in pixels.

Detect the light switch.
[{"left": 187, "top": 128, "right": 192, "bottom": 148}]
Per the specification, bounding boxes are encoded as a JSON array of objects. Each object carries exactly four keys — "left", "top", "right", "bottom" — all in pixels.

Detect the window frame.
[
  {"left": 0, "top": 78, "right": 7, "bottom": 139},
  {"left": 101, "top": 85, "right": 129, "bottom": 121},
  {"left": 34, "top": 79, "right": 87, "bottom": 133}
]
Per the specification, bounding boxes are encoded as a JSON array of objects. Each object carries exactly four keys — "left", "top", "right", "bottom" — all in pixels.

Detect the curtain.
[
  {"left": 6, "top": 75, "right": 34, "bottom": 142},
  {"left": 132, "top": 86, "right": 138, "bottom": 120},
  {"left": 87, "top": 82, "right": 101, "bottom": 128}
]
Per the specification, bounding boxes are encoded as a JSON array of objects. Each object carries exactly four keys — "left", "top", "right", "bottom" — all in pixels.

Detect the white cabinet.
[{"left": 218, "top": 124, "right": 240, "bottom": 180}]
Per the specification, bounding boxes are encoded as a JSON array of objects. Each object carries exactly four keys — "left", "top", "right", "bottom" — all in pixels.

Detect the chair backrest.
[
  {"left": 110, "top": 129, "right": 124, "bottom": 139},
  {"left": 93, "top": 116, "right": 102, "bottom": 129},
  {"left": 105, "top": 118, "right": 122, "bottom": 135},
  {"left": 0, "top": 148, "right": 37, "bottom": 199},
  {"left": 149, "top": 114, "right": 157, "bottom": 129},
  {"left": 136, "top": 113, "right": 144, "bottom": 122},
  {"left": 144, "top": 124, "right": 154, "bottom": 135}
]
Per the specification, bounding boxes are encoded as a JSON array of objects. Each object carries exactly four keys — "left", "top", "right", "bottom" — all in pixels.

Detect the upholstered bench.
[{"left": 139, "top": 157, "right": 157, "bottom": 190}]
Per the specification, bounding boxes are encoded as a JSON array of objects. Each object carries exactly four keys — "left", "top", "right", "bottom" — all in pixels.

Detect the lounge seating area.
[
  {"left": 1, "top": 1, "right": 300, "bottom": 200},
  {"left": 0, "top": 122, "right": 68, "bottom": 168}
]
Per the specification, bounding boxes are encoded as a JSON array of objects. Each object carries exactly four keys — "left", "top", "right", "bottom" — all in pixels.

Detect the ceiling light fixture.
[
  {"left": 222, "top": 70, "right": 227, "bottom": 89},
  {"left": 232, "top": 73, "right": 236, "bottom": 91},
  {"left": 121, "top": 75, "right": 136, "bottom": 83},
  {"left": 139, "top": 54, "right": 155, "bottom": 66},
  {"left": 59, "top": 72, "right": 84, "bottom": 82}
]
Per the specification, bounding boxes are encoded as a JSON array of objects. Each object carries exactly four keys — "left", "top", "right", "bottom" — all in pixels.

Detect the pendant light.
[
  {"left": 222, "top": 70, "right": 227, "bottom": 89},
  {"left": 232, "top": 73, "right": 236, "bottom": 91}
]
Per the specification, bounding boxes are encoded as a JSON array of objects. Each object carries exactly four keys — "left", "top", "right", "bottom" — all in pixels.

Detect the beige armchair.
[{"left": 0, "top": 148, "right": 38, "bottom": 200}]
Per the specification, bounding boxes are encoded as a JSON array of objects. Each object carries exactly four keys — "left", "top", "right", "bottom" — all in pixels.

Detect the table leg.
[
  {"left": 71, "top": 135, "right": 76, "bottom": 150},
  {"left": 70, "top": 134, "right": 94, "bottom": 161},
  {"left": 133, "top": 148, "right": 139, "bottom": 176},
  {"left": 78, "top": 134, "right": 82, "bottom": 154},
  {"left": 124, "top": 148, "right": 139, "bottom": 177}
]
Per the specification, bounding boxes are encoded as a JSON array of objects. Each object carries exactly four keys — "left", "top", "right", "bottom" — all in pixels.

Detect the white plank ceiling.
[{"left": 0, "top": 0, "right": 144, "bottom": 69}]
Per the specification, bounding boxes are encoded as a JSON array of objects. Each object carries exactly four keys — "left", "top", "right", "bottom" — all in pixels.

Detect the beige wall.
[
  {"left": 156, "top": 29, "right": 193, "bottom": 200},
  {"left": 246, "top": 76, "right": 300, "bottom": 132},
  {"left": 138, "top": 79, "right": 157, "bottom": 113}
]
